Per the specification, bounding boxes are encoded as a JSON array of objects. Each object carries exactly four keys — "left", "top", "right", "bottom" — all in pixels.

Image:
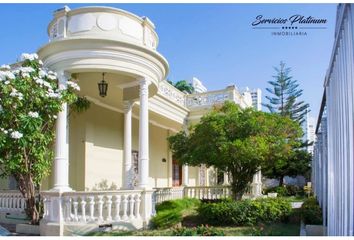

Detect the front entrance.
[{"left": 172, "top": 160, "right": 182, "bottom": 186}]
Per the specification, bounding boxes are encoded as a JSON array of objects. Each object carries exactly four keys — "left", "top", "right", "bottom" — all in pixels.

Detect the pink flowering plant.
[{"left": 0, "top": 53, "right": 80, "bottom": 224}]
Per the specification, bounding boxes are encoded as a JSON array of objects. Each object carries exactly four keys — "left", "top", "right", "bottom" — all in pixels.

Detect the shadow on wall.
[{"left": 87, "top": 179, "right": 118, "bottom": 191}]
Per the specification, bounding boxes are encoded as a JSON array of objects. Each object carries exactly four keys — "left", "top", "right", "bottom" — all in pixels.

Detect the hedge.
[
  {"left": 198, "top": 197, "right": 292, "bottom": 226},
  {"left": 300, "top": 197, "right": 322, "bottom": 225}
]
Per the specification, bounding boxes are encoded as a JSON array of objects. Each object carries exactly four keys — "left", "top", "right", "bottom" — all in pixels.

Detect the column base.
[{"left": 49, "top": 186, "right": 73, "bottom": 193}]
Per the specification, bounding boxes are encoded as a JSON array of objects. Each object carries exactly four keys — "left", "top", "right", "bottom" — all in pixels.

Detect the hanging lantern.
[{"left": 98, "top": 73, "right": 108, "bottom": 97}]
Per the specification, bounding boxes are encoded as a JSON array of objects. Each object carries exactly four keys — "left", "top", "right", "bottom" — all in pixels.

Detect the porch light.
[{"left": 98, "top": 73, "right": 108, "bottom": 97}]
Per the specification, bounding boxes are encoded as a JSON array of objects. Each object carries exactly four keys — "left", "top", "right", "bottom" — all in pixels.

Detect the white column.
[
  {"left": 138, "top": 79, "right": 150, "bottom": 189},
  {"left": 182, "top": 165, "right": 189, "bottom": 186},
  {"left": 223, "top": 172, "right": 229, "bottom": 185},
  {"left": 52, "top": 71, "right": 71, "bottom": 192},
  {"left": 123, "top": 101, "right": 133, "bottom": 189}
]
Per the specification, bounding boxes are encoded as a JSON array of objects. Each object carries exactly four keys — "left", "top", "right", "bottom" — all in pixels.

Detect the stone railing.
[
  {"left": 158, "top": 81, "right": 186, "bottom": 107},
  {"left": 0, "top": 191, "right": 26, "bottom": 213},
  {"left": 41, "top": 189, "right": 155, "bottom": 235},
  {"left": 154, "top": 185, "right": 258, "bottom": 204},
  {"left": 186, "top": 87, "right": 236, "bottom": 109},
  {"left": 184, "top": 186, "right": 231, "bottom": 200},
  {"left": 153, "top": 187, "right": 184, "bottom": 203}
]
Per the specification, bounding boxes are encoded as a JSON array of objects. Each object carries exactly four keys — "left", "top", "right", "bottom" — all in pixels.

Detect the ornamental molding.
[{"left": 40, "top": 48, "right": 166, "bottom": 87}]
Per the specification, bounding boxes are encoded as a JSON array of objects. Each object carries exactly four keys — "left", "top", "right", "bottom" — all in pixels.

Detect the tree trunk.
[
  {"left": 17, "top": 174, "right": 40, "bottom": 225},
  {"left": 279, "top": 176, "right": 284, "bottom": 186}
]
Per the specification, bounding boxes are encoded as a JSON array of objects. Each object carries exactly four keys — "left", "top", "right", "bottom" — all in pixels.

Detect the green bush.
[
  {"left": 172, "top": 225, "right": 225, "bottom": 236},
  {"left": 198, "top": 198, "right": 292, "bottom": 226},
  {"left": 151, "top": 198, "right": 201, "bottom": 229},
  {"left": 156, "top": 198, "right": 200, "bottom": 212},
  {"left": 301, "top": 197, "right": 322, "bottom": 225}
]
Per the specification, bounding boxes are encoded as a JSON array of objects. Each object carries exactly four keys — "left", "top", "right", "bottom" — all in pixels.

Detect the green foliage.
[
  {"left": 264, "top": 61, "right": 309, "bottom": 124},
  {"left": 168, "top": 101, "right": 302, "bottom": 200},
  {"left": 151, "top": 198, "right": 200, "bottom": 229},
  {"left": 263, "top": 62, "right": 312, "bottom": 184},
  {"left": 301, "top": 197, "right": 323, "bottom": 225},
  {"left": 70, "top": 96, "right": 91, "bottom": 114},
  {"left": 156, "top": 198, "right": 200, "bottom": 212},
  {"left": 151, "top": 209, "right": 183, "bottom": 229},
  {"left": 172, "top": 225, "right": 225, "bottom": 236},
  {"left": 198, "top": 198, "right": 292, "bottom": 226},
  {"left": 173, "top": 80, "right": 194, "bottom": 94},
  {"left": 0, "top": 54, "right": 82, "bottom": 223}
]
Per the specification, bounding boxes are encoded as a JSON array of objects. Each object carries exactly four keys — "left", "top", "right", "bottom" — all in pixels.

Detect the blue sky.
[{"left": 0, "top": 3, "right": 337, "bottom": 120}]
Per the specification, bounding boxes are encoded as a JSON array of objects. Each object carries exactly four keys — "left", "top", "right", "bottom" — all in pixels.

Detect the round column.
[
  {"left": 52, "top": 71, "right": 72, "bottom": 192},
  {"left": 123, "top": 101, "right": 133, "bottom": 189},
  {"left": 138, "top": 79, "right": 150, "bottom": 189}
]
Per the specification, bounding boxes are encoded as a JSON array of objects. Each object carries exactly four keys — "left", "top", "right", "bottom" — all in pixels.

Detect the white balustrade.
[
  {"left": 154, "top": 186, "right": 234, "bottom": 203},
  {"left": 0, "top": 191, "right": 27, "bottom": 213},
  {"left": 186, "top": 88, "right": 235, "bottom": 108},
  {"left": 41, "top": 190, "right": 144, "bottom": 225},
  {"left": 158, "top": 81, "right": 186, "bottom": 107}
]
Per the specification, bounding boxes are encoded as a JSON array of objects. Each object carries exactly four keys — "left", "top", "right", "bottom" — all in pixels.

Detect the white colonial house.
[{"left": 0, "top": 6, "right": 262, "bottom": 236}]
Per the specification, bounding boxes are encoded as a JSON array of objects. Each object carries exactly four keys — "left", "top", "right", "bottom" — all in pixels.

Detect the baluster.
[
  {"left": 88, "top": 196, "right": 95, "bottom": 222},
  {"left": 134, "top": 194, "right": 141, "bottom": 219},
  {"left": 4, "top": 194, "right": 8, "bottom": 210},
  {"left": 64, "top": 196, "right": 72, "bottom": 222},
  {"left": 97, "top": 195, "right": 104, "bottom": 222},
  {"left": 129, "top": 195, "right": 135, "bottom": 219},
  {"left": 80, "top": 196, "right": 87, "bottom": 223},
  {"left": 0, "top": 194, "right": 3, "bottom": 209},
  {"left": 122, "top": 195, "right": 128, "bottom": 220},
  {"left": 16, "top": 196, "right": 21, "bottom": 210},
  {"left": 106, "top": 195, "right": 112, "bottom": 221},
  {"left": 208, "top": 188, "right": 211, "bottom": 199},
  {"left": 114, "top": 195, "right": 121, "bottom": 221},
  {"left": 42, "top": 197, "right": 48, "bottom": 220},
  {"left": 72, "top": 196, "right": 79, "bottom": 222},
  {"left": 21, "top": 198, "right": 26, "bottom": 210}
]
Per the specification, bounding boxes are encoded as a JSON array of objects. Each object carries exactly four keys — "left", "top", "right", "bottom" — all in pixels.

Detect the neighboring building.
[
  {"left": 0, "top": 6, "right": 262, "bottom": 236},
  {"left": 251, "top": 88, "right": 262, "bottom": 111},
  {"left": 190, "top": 77, "right": 207, "bottom": 93},
  {"left": 241, "top": 87, "right": 262, "bottom": 111},
  {"left": 313, "top": 4, "right": 354, "bottom": 236},
  {"left": 302, "top": 110, "right": 316, "bottom": 154}
]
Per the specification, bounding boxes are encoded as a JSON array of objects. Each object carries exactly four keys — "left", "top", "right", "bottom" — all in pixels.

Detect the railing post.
[
  {"left": 114, "top": 195, "right": 121, "bottom": 221},
  {"left": 106, "top": 195, "right": 113, "bottom": 221},
  {"left": 140, "top": 190, "right": 154, "bottom": 227}
]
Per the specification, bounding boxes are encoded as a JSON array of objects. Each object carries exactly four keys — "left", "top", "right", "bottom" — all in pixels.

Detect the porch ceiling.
[{"left": 76, "top": 72, "right": 184, "bottom": 132}]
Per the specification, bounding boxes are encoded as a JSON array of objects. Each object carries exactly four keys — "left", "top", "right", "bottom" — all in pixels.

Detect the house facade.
[{"left": 0, "top": 6, "right": 263, "bottom": 236}]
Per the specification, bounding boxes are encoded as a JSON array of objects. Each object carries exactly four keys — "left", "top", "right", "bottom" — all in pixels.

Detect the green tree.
[
  {"left": 263, "top": 61, "right": 312, "bottom": 185},
  {"left": 0, "top": 54, "right": 84, "bottom": 224},
  {"left": 168, "top": 101, "right": 301, "bottom": 200},
  {"left": 264, "top": 61, "right": 309, "bottom": 124},
  {"left": 173, "top": 80, "right": 194, "bottom": 94}
]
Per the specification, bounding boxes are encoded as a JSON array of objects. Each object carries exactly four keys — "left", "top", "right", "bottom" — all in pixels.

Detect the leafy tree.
[
  {"left": 264, "top": 61, "right": 309, "bottom": 124},
  {"left": 173, "top": 80, "right": 194, "bottom": 94},
  {"left": 263, "top": 61, "right": 312, "bottom": 185},
  {"left": 168, "top": 101, "right": 301, "bottom": 200},
  {"left": 0, "top": 54, "right": 83, "bottom": 224}
]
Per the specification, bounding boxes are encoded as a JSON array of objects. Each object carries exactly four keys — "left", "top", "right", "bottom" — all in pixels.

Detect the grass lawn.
[{"left": 88, "top": 223, "right": 300, "bottom": 236}]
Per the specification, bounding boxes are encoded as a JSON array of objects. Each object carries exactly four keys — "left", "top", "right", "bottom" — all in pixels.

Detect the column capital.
[
  {"left": 123, "top": 101, "right": 134, "bottom": 113},
  {"left": 138, "top": 77, "right": 152, "bottom": 86}
]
